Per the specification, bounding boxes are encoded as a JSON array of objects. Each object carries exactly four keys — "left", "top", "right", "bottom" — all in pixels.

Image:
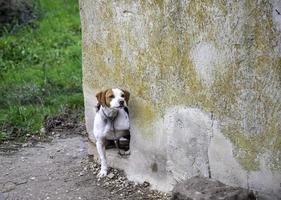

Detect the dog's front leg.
[{"left": 96, "top": 137, "right": 107, "bottom": 177}]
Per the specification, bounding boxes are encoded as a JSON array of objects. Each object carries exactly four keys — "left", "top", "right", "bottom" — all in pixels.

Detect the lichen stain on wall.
[{"left": 80, "top": 0, "right": 281, "bottom": 180}]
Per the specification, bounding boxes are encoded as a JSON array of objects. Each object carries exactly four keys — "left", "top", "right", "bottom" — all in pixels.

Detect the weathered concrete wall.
[{"left": 79, "top": 0, "right": 281, "bottom": 199}]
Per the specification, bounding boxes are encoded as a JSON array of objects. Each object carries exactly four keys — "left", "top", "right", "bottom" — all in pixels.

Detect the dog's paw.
[{"left": 97, "top": 169, "right": 107, "bottom": 178}]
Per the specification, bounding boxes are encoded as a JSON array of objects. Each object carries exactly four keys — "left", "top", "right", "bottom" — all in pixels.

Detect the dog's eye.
[
  {"left": 109, "top": 95, "right": 114, "bottom": 98},
  {"left": 121, "top": 94, "right": 125, "bottom": 98}
]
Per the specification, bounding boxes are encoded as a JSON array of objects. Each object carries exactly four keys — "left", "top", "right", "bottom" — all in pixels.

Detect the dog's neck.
[{"left": 100, "top": 106, "right": 119, "bottom": 120}]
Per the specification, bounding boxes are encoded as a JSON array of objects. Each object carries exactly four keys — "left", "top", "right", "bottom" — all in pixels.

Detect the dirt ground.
[
  {"left": 0, "top": 135, "right": 170, "bottom": 200},
  {"left": 0, "top": 110, "right": 171, "bottom": 200}
]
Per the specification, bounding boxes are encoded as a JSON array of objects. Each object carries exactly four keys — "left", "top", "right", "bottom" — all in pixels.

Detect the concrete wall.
[{"left": 79, "top": 0, "right": 281, "bottom": 199}]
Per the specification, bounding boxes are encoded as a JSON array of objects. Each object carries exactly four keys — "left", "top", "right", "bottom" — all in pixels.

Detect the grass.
[{"left": 0, "top": 0, "right": 83, "bottom": 141}]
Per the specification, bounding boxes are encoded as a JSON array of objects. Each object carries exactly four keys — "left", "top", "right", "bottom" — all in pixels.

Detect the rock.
[
  {"left": 171, "top": 176, "right": 256, "bottom": 200},
  {"left": 2, "top": 182, "right": 16, "bottom": 192},
  {"left": 107, "top": 172, "right": 115, "bottom": 179},
  {"left": 22, "top": 143, "right": 28, "bottom": 147},
  {"left": 86, "top": 159, "right": 170, "bottom": 199},
  {"left": 40, "top": 127, "right": 46, "bottom": 134},
  {"left": 143, "top": 181, "right": 150, "bottom": 187}
]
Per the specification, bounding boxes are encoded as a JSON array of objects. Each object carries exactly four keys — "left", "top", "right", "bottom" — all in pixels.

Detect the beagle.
[{"left": 93, "top": 88, "right": 130, "bottom": 177}]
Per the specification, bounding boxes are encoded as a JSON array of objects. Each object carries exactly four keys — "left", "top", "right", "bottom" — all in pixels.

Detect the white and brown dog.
[{"left": 93, "top": 88, "right": 130, "bottom": 177}]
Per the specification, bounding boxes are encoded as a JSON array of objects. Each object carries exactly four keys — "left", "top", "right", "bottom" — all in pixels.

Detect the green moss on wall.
[{"left": 82, "top": 0, "right": 281, "bottom": 171}]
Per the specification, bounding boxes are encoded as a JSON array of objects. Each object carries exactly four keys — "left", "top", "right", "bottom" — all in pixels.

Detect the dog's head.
[{"left": 96, "top": 88, "right": 130, "bottom": 109}]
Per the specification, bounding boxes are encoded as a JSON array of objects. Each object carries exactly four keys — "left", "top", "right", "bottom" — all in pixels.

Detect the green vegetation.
[
  {"left": 0, "top": 0, "right": 40, "bottom": 35},
  {"left": 0, "top": 0, "right": 83, "bottom": 141}
]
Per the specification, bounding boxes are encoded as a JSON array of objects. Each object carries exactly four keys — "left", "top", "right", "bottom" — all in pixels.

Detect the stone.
[
  {"left": 2, "top": 182, "right": 16, "bottom": 192},
  {"left": 80, "top": 0, "right": 281, "bottom": 198},
  {"left": 107, "top": 172, "right": 115, "bottom": 179},
  {"left": 22, "top": 143, "right": 28, "bottom": 147},
  {"left": 40, "top": 127, "right": 46, "bottom": 134},
  {"left": 143, "top": 181, "right": 150, "bottom": 187},
  {"left": 171, "top": 176, "right": 256, "bottom": 200}
]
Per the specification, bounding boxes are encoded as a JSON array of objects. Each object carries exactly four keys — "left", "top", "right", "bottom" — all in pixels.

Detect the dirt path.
[{"left": 0, "top": 136, "right": 169, "bottom": 200}]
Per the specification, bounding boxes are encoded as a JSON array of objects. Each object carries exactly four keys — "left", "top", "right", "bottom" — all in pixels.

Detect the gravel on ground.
[{"left": 0, "top": 135, "right": 170, "bottom": 200}]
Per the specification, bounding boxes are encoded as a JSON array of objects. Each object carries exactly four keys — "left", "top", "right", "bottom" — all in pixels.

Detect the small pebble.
[{"left": 107, "top": 172, "right": 115, "bottom": 179}]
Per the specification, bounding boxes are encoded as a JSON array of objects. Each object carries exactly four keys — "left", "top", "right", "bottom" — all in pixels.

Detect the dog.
[{"left": 93, "top": 88, "right": 130, "bottom": 177}]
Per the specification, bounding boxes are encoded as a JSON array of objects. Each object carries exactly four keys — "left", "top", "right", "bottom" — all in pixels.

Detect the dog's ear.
[
  {"left": 122, "top": 89, "right": 130, "bottom": 104},
  {"left": 96, "top": 90, "right": 107, "bottom": 107}
]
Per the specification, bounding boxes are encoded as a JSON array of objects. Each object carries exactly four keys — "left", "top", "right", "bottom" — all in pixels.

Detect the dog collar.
[{"left": 101, "top": 108, "right": 118, "bottom": 122}]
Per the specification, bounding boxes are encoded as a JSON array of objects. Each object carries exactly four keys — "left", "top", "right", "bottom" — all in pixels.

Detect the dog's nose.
[{"left": 119, "top": 100, "right": 124, "bottom": 106}]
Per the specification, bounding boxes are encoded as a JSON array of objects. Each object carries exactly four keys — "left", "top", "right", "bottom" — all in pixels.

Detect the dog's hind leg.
[{"left": 96, "top": 137, "right": 108, "bottom": 177}]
